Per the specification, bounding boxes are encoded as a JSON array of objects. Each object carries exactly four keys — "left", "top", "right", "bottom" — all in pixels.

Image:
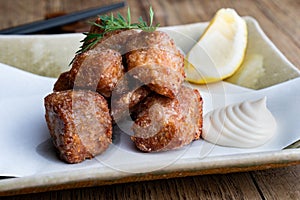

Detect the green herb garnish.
[{"left": 76, "top": 6, "right": 160, "bottom": 55}]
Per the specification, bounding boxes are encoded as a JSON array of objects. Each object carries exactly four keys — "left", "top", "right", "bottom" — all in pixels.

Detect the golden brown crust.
[
  {"left": 44, "top": 90, "right": 112, "bottom": 163},
  {"left": 125, "top": 31, "right": 185, "bottom": 98},
  {"left": 110, "top": 74, "right": 152, "bottom": 122},
  {"left": 131, "top": 86, "right": 203, "bottom": 152},
  {"left": 194, "top": 89, "right": 203, "bottom": 140},
  {"left": 85, "top": 18, "right": 139, "bottom": 54},
  {"left": 69, "top": 49, "right": 124, "bottom": 97},
  {"left": 88, "top": 17, "right": 104, "bottom": 34},
  {"left": 93, "top": 29, "right": 139, "bottom": 54},
  {"left": 111, "top": 85, "right": 151, "bottom": 122},
  {"left": 53, "top": 71, "right": 73, "bottom": 92},
  {"left": 126, "top": 31, "right": 178, "bottom": 54}
]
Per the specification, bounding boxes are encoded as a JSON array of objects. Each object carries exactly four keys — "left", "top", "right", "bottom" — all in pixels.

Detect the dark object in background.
[{"left": 0, "top": 2, "right": 125, "bottom": 34}]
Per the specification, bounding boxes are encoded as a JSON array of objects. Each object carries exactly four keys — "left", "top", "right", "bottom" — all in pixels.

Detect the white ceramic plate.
[{"left": 0, "top": 17, "right": 299, "bottom": 195}]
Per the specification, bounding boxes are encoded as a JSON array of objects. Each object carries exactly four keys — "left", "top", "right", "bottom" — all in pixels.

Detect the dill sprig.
[{"left": 77, "top": 6, "right": 160, "bottom": 55}]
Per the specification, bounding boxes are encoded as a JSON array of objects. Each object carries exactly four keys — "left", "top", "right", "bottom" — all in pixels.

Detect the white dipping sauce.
[{"left": 202, "top": 97, "right": 277, "bottom": 148}]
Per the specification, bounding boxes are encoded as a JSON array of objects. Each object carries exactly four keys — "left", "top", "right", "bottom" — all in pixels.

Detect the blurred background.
[{"left": 0, "top": 0, "right": 299, "bottom": 66}]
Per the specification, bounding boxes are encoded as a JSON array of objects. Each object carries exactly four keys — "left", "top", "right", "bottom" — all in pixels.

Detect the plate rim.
[
  {"left": 1, "top": 17, "right": 300, "bottom": 196},
  {"left": 1, "top": 148, "right": 299, "bottom": 196}
]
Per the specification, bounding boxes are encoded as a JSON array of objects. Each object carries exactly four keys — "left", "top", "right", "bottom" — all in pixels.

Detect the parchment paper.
[{"left": 1, "top": 63, "right": 299, "bottom": 177}]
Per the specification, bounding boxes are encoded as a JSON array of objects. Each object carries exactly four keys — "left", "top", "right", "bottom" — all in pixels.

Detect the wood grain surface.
[{"left": 0, "top": 0, "right": 299, "bottom": 199}]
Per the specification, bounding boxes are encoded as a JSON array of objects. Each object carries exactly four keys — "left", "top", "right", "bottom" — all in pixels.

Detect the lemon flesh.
[{"left": 185, "top": 8, "right": 248, "bottom": 84}]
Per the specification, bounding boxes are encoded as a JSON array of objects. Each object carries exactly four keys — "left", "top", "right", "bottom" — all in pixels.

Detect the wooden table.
[{"left": 1, "top": 0, "right": 299, "bottom": 199}]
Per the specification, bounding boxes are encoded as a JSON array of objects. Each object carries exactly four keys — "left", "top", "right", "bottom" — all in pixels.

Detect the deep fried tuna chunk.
[
  {"left": 131, "top": 86, "right": 202, "bottom": 152},
  {"left": 44, "top": 90, "right": 112, "bottom": 163},
  {"left": 125, "top": 31, "right": 185, "bottom": 98},
  {"left": 69, "top": 49, "right": 124, "bottom": 97}
]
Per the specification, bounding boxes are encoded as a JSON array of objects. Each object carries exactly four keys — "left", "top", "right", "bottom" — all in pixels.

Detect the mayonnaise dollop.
[{"left": 202, "top": 97, "right": 277, "bottom": 148}]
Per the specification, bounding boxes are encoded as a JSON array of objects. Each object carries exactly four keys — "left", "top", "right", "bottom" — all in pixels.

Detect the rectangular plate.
[{"left": 0, "top": 17, "right": 299, "bottom": 196}]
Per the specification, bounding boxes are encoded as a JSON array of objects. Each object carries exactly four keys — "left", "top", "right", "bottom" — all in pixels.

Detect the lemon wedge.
[
  {"left": 185, "top": 8, "right": 248, "bottom": 84},
  {"left": 226, "top": 54, "right": 265, "bottom": 89}
]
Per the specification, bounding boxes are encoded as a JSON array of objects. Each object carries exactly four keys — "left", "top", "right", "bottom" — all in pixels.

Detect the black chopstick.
[{"left": 0, "top": 2, "right": 125, "bottom": 34}]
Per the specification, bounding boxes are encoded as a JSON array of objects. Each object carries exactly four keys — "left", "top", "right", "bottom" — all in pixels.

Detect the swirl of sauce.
[{"left": 202, "top": 97, "right": 277, "bottom": 148}]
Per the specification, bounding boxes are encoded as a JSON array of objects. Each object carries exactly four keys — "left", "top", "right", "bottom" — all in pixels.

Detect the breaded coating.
[
  {"left": 88, "top": 17, "right": 104, "bottom": 34},
  {"left": 111, "top": 79, "right": 151, "bottom": 122},
  {"left": 93, "top": 29, "right": 139, "bottom": 55},
  {"left": 131, "top": 86, "right": 203, "bottom": 152},
  {"left": 69, "top": 49, "right": 124, "bottom": 97},
  {"left": 110, "top": 74, "right": 151, "bottom": 122},
  {"left": 126, "top": 30, "right": 180, "bottom": 54},
  {"left": 84, "top": 17, "right": 138, "bottom": 54},
  {"left": 54, "top": 20, "right": 137, "bottom": 95},
  {"left": 53, "top": 71, "right": 73, "bottom": 92},
  {"left": 125, "top": 31, "right": 185, "bottom": 98},
  {"left": 44, "top": 90, "right": 112, "bottom": 163}
]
